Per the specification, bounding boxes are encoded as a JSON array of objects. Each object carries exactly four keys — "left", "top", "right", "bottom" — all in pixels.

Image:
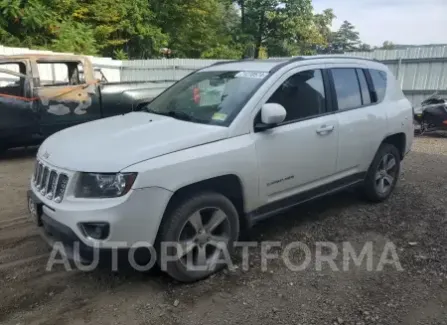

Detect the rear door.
[
  {"left": 34, "top": 59, "right": 101, "bottom": 136},
  {"left": 328, "top": 66, "right": 388, "bottom": 176},
  {"left": 0, "top": 61, "right": 39, "bottom": 146}
]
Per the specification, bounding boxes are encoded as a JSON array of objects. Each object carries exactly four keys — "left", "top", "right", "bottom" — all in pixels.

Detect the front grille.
[
  {"left": 36, "top": 162, "right": 43, "bottom": 189},
  {"left": 33, "top": 159, "right": 69, "bottom": 203},
  {"left": 40, "top": 167, "right": 49, "bottom": 194},
  {"left": 46, "top": 171, "right": 58, "bottom": 200},
  {"left": 54, "top": 174, "right": 69, "bottom": 203}
]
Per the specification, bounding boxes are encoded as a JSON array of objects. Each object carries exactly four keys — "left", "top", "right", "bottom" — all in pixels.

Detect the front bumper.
[
  {"left": 33, "top": 202, "right": 128, "bottom": 264},
  {"left": 28, "top": 183, "right": 173, "bottom": 252}
]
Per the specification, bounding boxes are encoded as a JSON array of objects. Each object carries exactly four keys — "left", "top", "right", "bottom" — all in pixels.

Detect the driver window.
[
  {"left": 0, "top": 63, "right": 26, "bottom": 97},
  {"left": 266, "top": 69, "right": 326, "bottom": 123}
]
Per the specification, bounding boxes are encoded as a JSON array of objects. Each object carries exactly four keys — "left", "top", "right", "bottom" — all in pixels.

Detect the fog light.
[{"left": 79, "top": 222, "right": 110, "bottom": 240}]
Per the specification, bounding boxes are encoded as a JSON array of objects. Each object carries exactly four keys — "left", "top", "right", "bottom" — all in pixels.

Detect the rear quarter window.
[{"left": 369, "top": 69, "right": 387, "bottom": 103}]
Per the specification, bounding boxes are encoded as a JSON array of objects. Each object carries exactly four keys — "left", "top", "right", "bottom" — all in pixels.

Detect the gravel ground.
[{"left": 0, "top": 134, "right": 446, "bottom": 325}]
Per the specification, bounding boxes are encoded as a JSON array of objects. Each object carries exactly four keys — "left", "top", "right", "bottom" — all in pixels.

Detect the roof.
[{"left": 202, "top": 55, "right": 382, "bottom": 73}]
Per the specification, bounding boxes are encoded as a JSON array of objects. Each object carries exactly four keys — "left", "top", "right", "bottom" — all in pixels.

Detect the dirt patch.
[{"left": 0, "top": 136, "right": 446, "bottom": 324}]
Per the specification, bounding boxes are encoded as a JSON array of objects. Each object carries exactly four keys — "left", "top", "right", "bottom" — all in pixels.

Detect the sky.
[{"left": 312, "top": 0, "right": 447, "bottom": 46}]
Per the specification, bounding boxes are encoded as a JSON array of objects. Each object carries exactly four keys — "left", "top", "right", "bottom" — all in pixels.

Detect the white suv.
[{"left": 28, "top": 56, "right": 414, "bottom": 282}]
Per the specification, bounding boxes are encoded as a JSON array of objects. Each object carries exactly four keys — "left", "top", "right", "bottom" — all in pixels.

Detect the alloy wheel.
[
  {"left": 375, "top": 153, "right": 398, "bottom": 195},
  {"left": 177, "top": 207, "right": 231, "bottom": 271}
]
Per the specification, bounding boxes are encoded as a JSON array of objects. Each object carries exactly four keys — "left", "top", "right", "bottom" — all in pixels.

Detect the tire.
[
  {"left": 363, "top": 143, "right": 401, "bottom": 202},
  {"left": 157, "top": 192, "right": 240, "bottom": 283}
]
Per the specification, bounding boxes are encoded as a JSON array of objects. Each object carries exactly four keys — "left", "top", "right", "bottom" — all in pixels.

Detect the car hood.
[{"left": 38, "top": 112, "right": 229, "bottom": 172}]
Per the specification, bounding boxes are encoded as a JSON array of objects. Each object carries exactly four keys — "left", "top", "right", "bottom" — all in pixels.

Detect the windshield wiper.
[
  {"left": 165, "top": 110, "right": 195, "bottom": 121},
  {"left": 145, "top": 108, "right": 203, "bottom": 123},
  {"left": 144, "top": 107, "right": 162, "bottom": 115}
]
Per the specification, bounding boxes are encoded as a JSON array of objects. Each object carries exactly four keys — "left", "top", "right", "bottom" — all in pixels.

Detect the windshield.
[{"left": 143, "top": 70, "right": 269, "bottom": 126}]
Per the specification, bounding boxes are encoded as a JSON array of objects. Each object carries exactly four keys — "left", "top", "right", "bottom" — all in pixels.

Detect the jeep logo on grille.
[{"left": 43, "top": 151, "right": 50, "bottom": 159}]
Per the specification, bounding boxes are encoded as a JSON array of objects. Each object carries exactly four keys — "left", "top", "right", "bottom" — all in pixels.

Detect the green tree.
[
  {"left": 0, "top": 0, "right": 98, "bottom": 54},
  {"left": 73, "top": 0, "right": 167, "bottom": 59},
  {"left": 313, "top": 8, "right": 336, "bottom": 54},
  {"left": 0, "top": 0, "right": 53, "bottom": 48},
  {"left": 50, "top": 21, "right": 98, "bottom": 55},
  {"left": 330, "top": 20, "right": 361, "bottom": 53},
  {"left": 357, "top": 43, "right": 372, "bottom": 52},
  {"left": 381, "top": 41, "right": 395, "bottom": 50},
  {"left": 241, "top": 0, "right": 324, "bottom": 58},
  {"left": 151, "top": 0, "right": 242, "bottom": 58},
  {"left": 0, "top": 0, "right": 348, "bottom": 60}
]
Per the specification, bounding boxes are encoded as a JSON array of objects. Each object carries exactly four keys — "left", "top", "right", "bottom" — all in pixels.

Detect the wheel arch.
[
  {"left": 381, "top": 132, "right": 406, "bottom": 159},
  {"left": 156, "top": 174, "right": 250, "bottom": 241}
]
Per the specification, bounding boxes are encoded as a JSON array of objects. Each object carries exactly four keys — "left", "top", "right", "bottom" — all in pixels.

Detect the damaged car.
[
  {"left": 0, "top": 54, "right": 169, "bottom": 152},
  {"left": 413, "top": 94, "right": 447, "bottom": 134}
]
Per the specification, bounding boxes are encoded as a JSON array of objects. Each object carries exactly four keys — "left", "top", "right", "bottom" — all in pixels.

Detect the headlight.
[{"left": 75, "top": 173, "right": 137, "bottom": 198}]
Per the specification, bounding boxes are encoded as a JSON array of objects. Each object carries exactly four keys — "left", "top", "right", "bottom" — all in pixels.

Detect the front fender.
[{"left": 122, "top": 135, "right": 260, "bottom": 213}]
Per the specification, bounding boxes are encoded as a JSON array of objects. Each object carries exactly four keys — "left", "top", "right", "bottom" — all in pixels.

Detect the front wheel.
[
  {"left": 363, "top": 144, "right": 401, "bottom": 202},
  {"left": 157, "top": 192, "right": 240, "bottom": 282}
]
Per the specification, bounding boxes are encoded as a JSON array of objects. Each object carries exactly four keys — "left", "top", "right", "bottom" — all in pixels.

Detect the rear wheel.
[
  {"left": 157, "top": 192, "right": 240, "bottom": 282},
  {"left": 363, "top": 144, "right": 401, "bottom": 202}
]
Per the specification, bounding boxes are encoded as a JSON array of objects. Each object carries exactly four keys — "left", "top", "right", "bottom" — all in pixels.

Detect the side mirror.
[
  {"left": 262, "top": 102, "right": 286, "bottom": 122},
  {"left": 255, "top": 103, "right": 287, "bottom": 132}
]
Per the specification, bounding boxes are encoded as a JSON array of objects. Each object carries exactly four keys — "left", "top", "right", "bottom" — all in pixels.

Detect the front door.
[
  {"left": 253, "top": 67, "right": 339, "bottom": 205},
  {"left": 0, "top": 61, "right": 39, "bottom": 147},
  {"left": 34, "top": 60, "right": 101, "bottom": 136}
]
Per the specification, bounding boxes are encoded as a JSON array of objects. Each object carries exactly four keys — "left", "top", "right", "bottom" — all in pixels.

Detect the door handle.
[{"left": 316, "top": 124, "right": 334, "bottom": 134}]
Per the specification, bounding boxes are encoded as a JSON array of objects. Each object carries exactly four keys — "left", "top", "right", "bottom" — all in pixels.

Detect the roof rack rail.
[
  {"left": 209, "top": 60, "right": 239, "bottom": 67},
  {"left": 269, "top": 54, "right": 379, "bottom": 73},
  {"left": 205, "top": 57, "right": 269, "bottom": 69},
  {"left": 269, "top": 56, "right": 305, "bottom": 73},
  {"left": 192, "top": 60, "right": 236, "bottom": 73},
  {"left": 306, "top": 55, "right": 379, "bottom": 62}
]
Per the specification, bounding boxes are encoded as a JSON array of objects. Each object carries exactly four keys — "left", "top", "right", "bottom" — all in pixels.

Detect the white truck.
[{"left": 28, "top": 55, "right": 414, "bottom": 282}]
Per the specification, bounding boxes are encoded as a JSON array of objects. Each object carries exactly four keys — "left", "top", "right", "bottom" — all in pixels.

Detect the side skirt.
[{"left": 247, "top": 172, "right": 366, "bottom": 226}]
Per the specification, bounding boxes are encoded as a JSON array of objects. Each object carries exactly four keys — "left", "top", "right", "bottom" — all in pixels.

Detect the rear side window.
[
  {"left": 331, "top": 68, "right": 362, "bottom": 110},
  {"left": 369, "top": 69, "right": 387, "bottom": 103},
  {"left": 356, "top": 69, "right": 371, "bottom": 105},
  {"left": 37, "top": 61, "right": 84, "bottom": 87}
]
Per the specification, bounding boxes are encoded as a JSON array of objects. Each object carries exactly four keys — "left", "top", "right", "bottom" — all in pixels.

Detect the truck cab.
[
  {"left": 0, "top": 54, "right": 164, "bottom": 152},
  {"left": 0, "top": 55, "right": 103, "bottom": 150}
]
